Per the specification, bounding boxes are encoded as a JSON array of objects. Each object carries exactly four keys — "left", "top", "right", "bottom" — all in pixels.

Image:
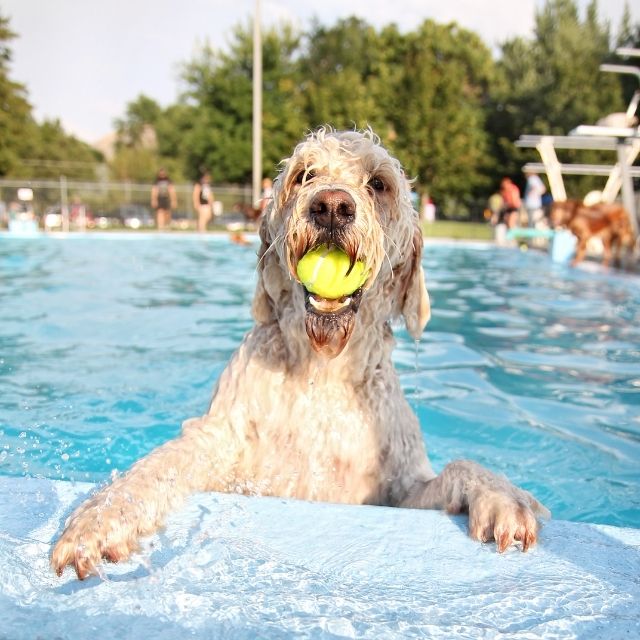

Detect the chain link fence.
[{"left": 0, "top": 178, "right": 254, "bottom": 231}]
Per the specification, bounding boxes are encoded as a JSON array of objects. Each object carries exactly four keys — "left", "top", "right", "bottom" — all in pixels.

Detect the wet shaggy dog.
[
  {"left": 550, "top": 199, "right": 636, "bottom": 266},
  {"left": 52, "top": 129, "right": 549, "bottom": 580}
]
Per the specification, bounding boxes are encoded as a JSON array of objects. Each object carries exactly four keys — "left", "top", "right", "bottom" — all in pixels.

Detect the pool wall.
[{"left": 2, "top": 475, "right": 639, "bottom": 639}]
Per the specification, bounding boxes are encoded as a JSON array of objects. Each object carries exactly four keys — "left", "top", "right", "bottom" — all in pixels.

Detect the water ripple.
[{"left": 1, "top": 236, "right": 639, "bottom": 527}]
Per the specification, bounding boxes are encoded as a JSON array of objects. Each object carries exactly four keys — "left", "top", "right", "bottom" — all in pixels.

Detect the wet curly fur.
[{"left": 51, "top": 129, "right": 549, "bottom": 580}]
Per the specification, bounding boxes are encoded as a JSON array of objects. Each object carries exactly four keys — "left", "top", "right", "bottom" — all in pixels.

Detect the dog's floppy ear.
[
  {"left": 252, "top": 217, "right": 275, "bottom": 324},
  {"left": 252, "top": 212, "right": 292, "bottom": 325},
  {"left": 400, "top": 229, "right": 430, "bottom": 339}
]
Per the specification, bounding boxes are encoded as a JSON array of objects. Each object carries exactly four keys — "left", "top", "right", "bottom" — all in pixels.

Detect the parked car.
[
  {"left": 93, "top": 210, "right": 121, "bottom": 229},
  {"left": 113, "top": 205, "right": 154, "bottom": 230},
  {"left": 42, "top": 204, "right": 96, "bottom": 230},
  {"left": 43, "top": 206, "right": 63, "bottom": 230},
  {"left": 171, "top": 210, "right": 195, "bottom": 230}
]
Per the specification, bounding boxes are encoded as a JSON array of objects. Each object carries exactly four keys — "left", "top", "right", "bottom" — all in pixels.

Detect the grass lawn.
[
  {"left": 76, "top": 219, "right": 495, "bottom": 242},
  {"left": 421, "top": 220, "right": 493, "bottom": 241}
]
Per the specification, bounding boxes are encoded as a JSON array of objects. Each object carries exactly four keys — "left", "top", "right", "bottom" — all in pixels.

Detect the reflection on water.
[
  {"left": 1, "top": 236, "right": 639, "bottom": 527},
  {"left": 400, "top": 244, "right": 640, "bottom": 527}
]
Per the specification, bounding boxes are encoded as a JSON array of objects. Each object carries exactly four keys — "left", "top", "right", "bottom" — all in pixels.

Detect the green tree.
[
  {"left": 488, "top": 0, "right": 627, "bottom": 193},
  {"left": 296, "top": 18, "right": 496, "bottom": 214},
  {"left": 382, "top": 20, "right": 496, "bottom": 213},
  {"left": 153, "top": 102, "right": 198, "bottom": 182},
  {"left": 0, "top": 12, "right": 35, "bottom": 176},
  {"left": 299, "top": 17, "right": 385, "bottom": 130},
  {"left": 109, "top": 147, "right": 159, "bottom": 183},
  {"left": 179, "top": 22, "right": 304, "bottom": 183},
  {"left": 534, "top": 0, "right": 620, "bottom": 130},
  {"left": 20, "top": 119, "right": 101, "bottom": 180},
  {"left": 110, "top": 94, "right": 163, "bottom": 182},
  {"left": 0, "top": 12, "right": 101, "bottom": 179},
  {"left": 114, "top": 94, "right": 162, "bottom": 147},
  {"left": 613, "top": 3, "right": 640, "bottom": 107},
  {"left": 107, "top": 3, "right": 639, "bottom": 212}
]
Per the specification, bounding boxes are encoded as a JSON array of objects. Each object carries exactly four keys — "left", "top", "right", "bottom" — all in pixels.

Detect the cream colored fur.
[{"left": 51, "top": 129, "right": 549, "bottom": 580}]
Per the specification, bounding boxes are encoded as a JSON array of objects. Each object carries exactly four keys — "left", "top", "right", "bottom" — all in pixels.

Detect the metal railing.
[{"left": 0, "top": 178, "right": 254, "bottom": 230}]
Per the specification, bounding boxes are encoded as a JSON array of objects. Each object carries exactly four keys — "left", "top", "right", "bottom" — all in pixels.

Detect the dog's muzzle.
[
  {"left": 309, "top": 189, "right": 356, "bottom": 231},
  {"left": 289, "top": 188, "right": 369, "bottom": 358},
  {"left": 303, "top": 286, "right": 364, "bottom": 358}
]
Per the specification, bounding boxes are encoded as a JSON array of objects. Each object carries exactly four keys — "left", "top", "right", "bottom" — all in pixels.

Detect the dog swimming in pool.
[{"left": 52, "top": 128, "right": 549, "bottom": 579}]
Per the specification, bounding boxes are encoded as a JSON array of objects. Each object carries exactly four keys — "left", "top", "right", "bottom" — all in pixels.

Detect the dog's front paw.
[
  {"left": 51, "top": 498, "right": 140, "bottom": 579},
  {"left": 468, "top": 489, "right": 548, "bottom": 553}
]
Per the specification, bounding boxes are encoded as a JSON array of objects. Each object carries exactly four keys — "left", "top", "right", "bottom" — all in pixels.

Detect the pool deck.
[{"left": 1, "top": 476, "right": 639, "bottom": 639}]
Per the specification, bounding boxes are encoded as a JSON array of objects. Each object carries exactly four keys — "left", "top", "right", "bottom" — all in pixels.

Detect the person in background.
[
  {"left": 69, "top": 195, "right": 88, "bottom": 231},
  {"left": 151, "top": 168, "right": 177, "bottom": 230},
  {"left": 499, "top": 177, "right": 521, "bottom": 228},
  {"left": 193, "top": 171, "right": 214, "bottom": 233},
  {"left": 523, "top": 169, "right": 547, "bottom": 228},
  {"left": 541, "top": 191, "right": 554, "bottom": 218},
  {"left": 487, "top": 191, "right": 508, "bottom": 245},
  {"left": 420, "top": 193, "right": 436, "bottom": 223},
  {"left": 486, "top": 191, "right": 504, "bottom": 225}
]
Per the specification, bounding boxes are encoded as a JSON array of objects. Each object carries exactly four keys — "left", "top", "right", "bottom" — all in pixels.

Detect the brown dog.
[{"left": 550, "top": 200, "right": 636, "bottom": 266}]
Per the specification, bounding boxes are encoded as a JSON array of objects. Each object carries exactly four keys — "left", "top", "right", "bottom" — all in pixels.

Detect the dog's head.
[
  {"left": 550, "top": 200, "right": 580, "bottom": 228},
  {"left": 253, "top": 128, "right": 430, "bottom": 358}
]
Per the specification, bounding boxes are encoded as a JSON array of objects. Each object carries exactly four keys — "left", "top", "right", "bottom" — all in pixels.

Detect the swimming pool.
[{"left": 1, "top": 233, "right": 639, "bottom": 528}]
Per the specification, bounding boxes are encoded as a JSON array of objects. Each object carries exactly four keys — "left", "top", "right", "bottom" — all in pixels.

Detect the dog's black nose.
[{"left": 309, "top": 190, "right": 356, "bottom": 229}]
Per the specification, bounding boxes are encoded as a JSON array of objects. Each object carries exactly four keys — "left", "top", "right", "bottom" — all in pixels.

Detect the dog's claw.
[
  {"left": 521, "top": 530, "right": 536, "bottom": 552},
  {"left": 469, "top": 489, "right": 542, "bottom": 553},
  {"left": 497, "top": 529, "right": 512, "bottom": 553},
  {"left": 51, "top": 498, "right": 140, "bottom": 580},
  {"left": 52, "top": 532, "right": 134, "bottom": 580}
]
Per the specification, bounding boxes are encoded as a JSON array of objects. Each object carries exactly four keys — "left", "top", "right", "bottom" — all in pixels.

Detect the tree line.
[{"left": 1, "top": 0, "right": 638, "bottom": 216}]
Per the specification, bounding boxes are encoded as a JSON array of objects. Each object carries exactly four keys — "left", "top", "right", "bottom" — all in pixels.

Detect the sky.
[{"left": 3, "top": 0, "right": 636, "bottom": 144}]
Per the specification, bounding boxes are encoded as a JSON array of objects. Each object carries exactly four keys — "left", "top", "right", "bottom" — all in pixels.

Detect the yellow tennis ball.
[{"left": 296, "top": 245, "right": 368, "bottom": 299}]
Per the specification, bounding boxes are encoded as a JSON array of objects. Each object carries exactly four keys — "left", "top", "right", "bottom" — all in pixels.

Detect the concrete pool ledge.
[{"left": 1, "top": 476, "right": 639, "bottom": 639}]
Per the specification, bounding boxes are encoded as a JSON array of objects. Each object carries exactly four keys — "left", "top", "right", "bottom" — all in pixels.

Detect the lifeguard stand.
[{"left": 515, "top": 47, "right": 640, "bottom": 235}]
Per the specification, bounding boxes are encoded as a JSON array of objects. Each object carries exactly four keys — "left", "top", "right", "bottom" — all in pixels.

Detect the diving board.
[
  {"left": 522, "top": 161, "right": 640, "bottom": 177},
  {"left": 515, "top": 47, "right": 640, "bottom": 236}
]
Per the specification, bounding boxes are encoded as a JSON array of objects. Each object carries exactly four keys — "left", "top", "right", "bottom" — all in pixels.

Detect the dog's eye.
[
  {"left": 295, "top": 169, "right": 315, "bottom": 185},
  {"left": 368, "top": 176, "right": 386, "bottom": 192}
]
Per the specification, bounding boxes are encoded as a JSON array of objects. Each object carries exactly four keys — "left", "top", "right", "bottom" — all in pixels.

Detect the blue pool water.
[{"left": 1, "top": 234, "right": 639, "bottom": 528}]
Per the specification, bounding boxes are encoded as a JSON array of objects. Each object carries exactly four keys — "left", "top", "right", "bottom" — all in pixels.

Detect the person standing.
[
  {"left": 499, "top": 177, "right": 521, "bottom": 228},
  {"left": 193, "top": 171, "right": 214, "bottom": 233},
  {"left": 487, "top": 191, "right": 504, "bottom": 225},
  {"left": 523, "top": 170, "right": 547, "bottom": 228},
  {"left": 151, "top": 168, "right": 177, "bottom": 230},
  {"left": 420, "top": 193, "right": 436, "bottom": 223}
]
